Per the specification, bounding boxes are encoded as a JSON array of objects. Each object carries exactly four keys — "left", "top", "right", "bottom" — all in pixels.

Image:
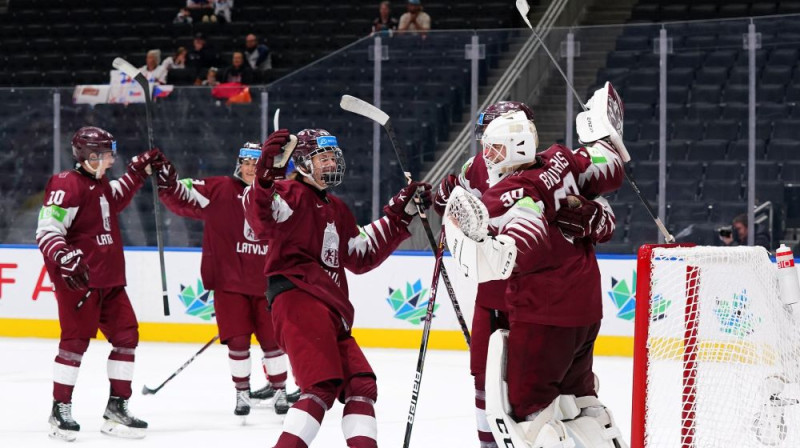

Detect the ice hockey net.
[{"left": 632, "top": 244, "right": 800, "bottom": 448}]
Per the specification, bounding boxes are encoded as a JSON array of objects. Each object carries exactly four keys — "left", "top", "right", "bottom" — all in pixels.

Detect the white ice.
[{"left": 0, "top": 337, "right": 633, "bottom": 447}]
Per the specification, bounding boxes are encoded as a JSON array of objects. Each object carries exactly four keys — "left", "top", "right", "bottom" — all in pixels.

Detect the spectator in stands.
[
  {"left": 371, "top": 1, "right": 399, "bottom": 36},
  {"left": 162, "top": 47, "right": 187, "bottom": 70},
  {"left": 206, "top": 0, "right": 234, "bottom": 23},
  {"left": 139, "top": 50, "right": 167, "bottom": 85},
  {"left": 243, "top": 34, "right": 271, "bottom": 72},
  {"left": 220, "top": 52, "right": 253, "bottom": 84},
  {"left": 187, "top": 33, "right": 218, "bottom": 82},
  {"left": 174, "top": 7, "right": 193, "bottom": 24},
  {"left": 719, "top": 213, "right": 771, "bottom": 250},
  {"left": 398, "top": 0, "right": 431, "bottom": 37},
  {"left": 202, "top": 67, "right": 219, "bottom": 86},
  {"left": 186, "top": 0, "right": 213, "bottom": 22}
]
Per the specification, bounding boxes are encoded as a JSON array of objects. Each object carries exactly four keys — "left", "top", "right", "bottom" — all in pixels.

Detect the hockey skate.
[
  {"left": 250, "top": 383, "right": 277, "bottom": 404},
  {"left": 100, "top": 396, "right": 147, "bottom": 439},
  {"left": 273, "top": 388, "right": 290, "bottom": 415},
  {"left": 287, "top": 388, "right": 300, "bottom": 403},
  {"left": 234, "top": 389, "right": 251, "bottom": 424},
  {"left": 49, "top": 401, "right": 80, "bottom": 442}
]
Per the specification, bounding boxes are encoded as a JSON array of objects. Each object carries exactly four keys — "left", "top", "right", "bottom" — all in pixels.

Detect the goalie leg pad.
[
  {"left": 560, "top": 396, "right": 628, "bottom": 448},
  {"left": 484, "top": 330, "right": 574, "bottom": 448}
]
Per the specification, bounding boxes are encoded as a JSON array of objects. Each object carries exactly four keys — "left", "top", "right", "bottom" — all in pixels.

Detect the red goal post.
[{"left": 632, "top": 244, "right": 799, "bottom": 448}]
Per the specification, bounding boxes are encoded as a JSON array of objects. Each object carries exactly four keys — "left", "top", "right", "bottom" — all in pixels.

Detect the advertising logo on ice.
[
  {"left": 178, "top": 280, "right": 215, "bottom": 321},
  {"left": 386, "top": 279, "right": 438, "bottom": 325}
]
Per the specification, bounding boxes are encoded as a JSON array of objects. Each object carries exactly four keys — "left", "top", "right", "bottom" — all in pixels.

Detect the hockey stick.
[
  {"left": 142, "top": 334, "right": 220, "bottom": 395},
  {"left": 273, "top": 108, "right": 280, "bottom": 131},
  {"left": 340, "top": 94, "right": 471, "bottom": 347},
  {"left": 515, "top": 0, "right": 675, "bottom": 244},
  {"left": 112, "top": 57, "right": 171, "bottom": 315},
  {"left": 403, "top": 228, "right": 447, "bottom": 448}
]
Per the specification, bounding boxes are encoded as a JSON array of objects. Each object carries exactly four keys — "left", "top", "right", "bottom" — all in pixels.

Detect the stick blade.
[
  {"left": 112, "top": 57, "right": 140, "bottom": 78},
  {"left": 515, "top": 0, "right": 534, "bottom": 28},
  {"left": 141, "top": 385, "right": 156, "bottom": 395},
  {"left": 273, "top": 108, "right": 280, "bottom": 132},
  {"left": 340, "top": 95, "right": 389, "bottom": 126}
]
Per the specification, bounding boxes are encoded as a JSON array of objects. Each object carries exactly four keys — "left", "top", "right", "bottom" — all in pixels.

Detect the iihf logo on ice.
[
  {"left": 178, "top": 280, "right": 216, "bottom": 321},
  {"left": 386, "top": 279, "right": 439, "bottom": 325}
]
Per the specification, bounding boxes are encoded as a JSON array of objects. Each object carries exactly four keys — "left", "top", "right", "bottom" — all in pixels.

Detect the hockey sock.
[
  {"left": 342, "top": 376, "right": 378, "bottom": 448},
  {"left": 228, "top": 336, "right": 251, "bottom": 391},
  {"left": 262, "top": 349, "right": 288, "bottom": 389},
  {"left": 274, "top": 381, "right": 337, "bottom": 448},
  {"left": 108, "top": 347, "right": 135, "bottom": 399},
  {"left": 53, "top": 339, "right": 89, "bottom": 403},
  {"left": 474, "top": 374, "right": 498, "bottom": 448}
]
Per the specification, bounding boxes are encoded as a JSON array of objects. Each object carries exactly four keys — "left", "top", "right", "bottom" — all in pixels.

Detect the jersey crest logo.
[
  {"left": 243, "top": 219, "right": 258, "bottom": 242},
  {"left": 99, "top": 194, "right": 111, "bottom": 231},
  {"left": 321, "top": 222, "right": 340, "bottom": 268}
]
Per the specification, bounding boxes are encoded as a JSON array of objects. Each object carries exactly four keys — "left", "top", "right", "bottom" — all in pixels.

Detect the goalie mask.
[
  {"left": 481, "top": 110, "right": 539, "bottom": 186},
  {"left": 293, "top": 128, "right": 346, "bottom": 189},
  {"left": 475, "top": 101, "right": 535, "bottom": 141},
  {"left": 71, "top": 126, "right": 117, "bottom": 179}
]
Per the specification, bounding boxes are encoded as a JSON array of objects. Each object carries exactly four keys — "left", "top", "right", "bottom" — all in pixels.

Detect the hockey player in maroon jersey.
[
  {"left": 434, "top": 100, "right": 620, "bottom": 448},
  {"left": 443, "top": 83, "right": 630, "bottom": 447},
  {"left": 153, "top": 141, "right": 298, "bottom": 420},
  {"left": 243, "top": 128, "right": 432, "bottom": 448},
  {"left": 36, "top": 126, "right": 164, "bottom": 441}
]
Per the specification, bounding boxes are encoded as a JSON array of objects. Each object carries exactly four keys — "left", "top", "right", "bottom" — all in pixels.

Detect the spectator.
[
  {"left": 220, "top": 52, "right": 253, "bottom": 84},
  {"left": 202, "top": 67, "right": 219, "bottom": 86},
  {"left": 398, "top": 0, "right": 431, "bottom": 37},
  {"left": 162, "top": 47, "right": 187, "bottom": 70},
  {"left": 187, "top": 33, "right": 218, "bottom": 82},
  {"left": 719, "top": 213, "right": 771, "bottom": 250},
  {"left": 186, "top": 0, "right": 213, "bottom": 22},
  {"left": 243, "top": 34, "right": 271, "bottom": 72},
  {"left": 206, "top": 0, "right": 234, "bottom": 23},
  {"left": 174, "top": 7, "right": 193, "bottom": 24},
  {"left": 139, "top": 49, "right": 167, "bottom": 85},
  {"left": 371, "top": 1, "right": 398, "bottom": 36}
]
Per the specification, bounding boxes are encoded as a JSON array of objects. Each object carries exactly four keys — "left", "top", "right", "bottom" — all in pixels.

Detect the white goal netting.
[{"left": 641, "top": 246, "right": 800, "bottom": 448}]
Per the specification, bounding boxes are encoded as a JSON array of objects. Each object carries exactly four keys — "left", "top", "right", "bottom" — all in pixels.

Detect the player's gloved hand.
[
  {"left": 432, "top": 173, "right": 457, "bottom": 217},
  {"left": 384, "top": 181, "right": 433, "bottom": 225},
  {"left": 129, "top": 148, "right": 164, "bottom": 178},
  {"left": 256, "top": 129, "right": 292, "bottom": 187},
  {"left": 57, "top": 248, "right": 89, "bottom": 291},
  {"left": 152, "top": 158, "right": 177, "bottom": 190},
  {"left": 556, "top": 194, "right": 601, "bottom": 239}
]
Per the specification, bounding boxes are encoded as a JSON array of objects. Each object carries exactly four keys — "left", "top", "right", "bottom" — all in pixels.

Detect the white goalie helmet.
[{"left": 481, "top": 110, "right": 539, "bottom": 186}]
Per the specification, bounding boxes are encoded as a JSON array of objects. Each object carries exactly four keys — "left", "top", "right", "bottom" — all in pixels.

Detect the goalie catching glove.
[
  {"left": 384, "top": 181, "right": 433, "bottom": 226},
  {"left": 444, "top": 186, "right": 517, "bottom": 283},
  {"left": 256, "top": 129, "right": 298, "bottom": 187}
]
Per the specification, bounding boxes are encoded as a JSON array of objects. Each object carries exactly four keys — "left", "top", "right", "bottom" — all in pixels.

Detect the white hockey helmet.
[{"left": 481, "top": 110, "right": 539, "bottom": 186}]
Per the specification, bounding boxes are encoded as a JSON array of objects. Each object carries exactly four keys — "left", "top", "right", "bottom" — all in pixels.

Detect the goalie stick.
[
  {"left": 515, "top": 0, "right": 674, "bottom": 244},
  {"left": 112, "top": 57, "right": 171, "bottom": 316},
  {"left": 340, "top": 94, "right": 471, "bottom": 347},
  {"left": 142, "top": 334, "right": 220, "bottom": 395}
]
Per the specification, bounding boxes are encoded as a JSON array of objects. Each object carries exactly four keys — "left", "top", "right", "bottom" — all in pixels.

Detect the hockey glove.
[
  {"left": 384, "top": 181, "right": 433, "bottom": 225},
  {"left": 152, "top": 159, "right": 177, "bottom": 190},
  {"left": 57, "top": 248, "right": 89, "bottom": 291},
  {"left": 432, "top": 173, "right": 457, "bottom": 217},
  {"left": 129, "top": 148, "right": 164, "bottom": 179},
  {"left": 556, "top": 194, "right": 603, "bottom": 240},
  {"left": 256, "top": 129, "right": 297, "bottom": 187}
]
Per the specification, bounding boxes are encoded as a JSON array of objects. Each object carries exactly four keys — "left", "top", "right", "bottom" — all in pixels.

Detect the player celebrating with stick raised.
[
  {"left": 443, "top": 84, "right": 630, "bottom": 448},
  {"left": 36, "top": 126, "right": 164, "bottom": 441},
  {"left": 152, "top": 141, "right": 298, "bottom": 421},
  {"left": 243, "top": 128, "right": 432, "bottom": 448}
]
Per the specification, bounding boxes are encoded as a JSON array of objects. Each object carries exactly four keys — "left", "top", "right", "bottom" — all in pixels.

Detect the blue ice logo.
[
  {"left": 178, "top": 280, "right": 216, "bottom": 321},
  {"left": 386, "top": 279, "right": 438, "bottom": 325}
]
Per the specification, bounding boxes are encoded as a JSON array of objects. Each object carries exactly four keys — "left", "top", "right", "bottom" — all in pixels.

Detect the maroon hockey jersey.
[
  {"left": 36, "top": 167, "right": 146, "bottom": 288},
  {"left": 159, "top": 176, "right": 268, "bottom": 297},
  {"left": 481, "top": 141, "right": 624, "bottom": 326},
  {"left": 242, "top": 179, "right": 411, "bottom": 328}
]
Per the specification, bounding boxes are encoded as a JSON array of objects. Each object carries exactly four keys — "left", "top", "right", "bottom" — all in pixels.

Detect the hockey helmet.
[
  {"left": 475, "top": 101, "right": 535, "bottom": 141},
  {"left": 481, "top": 110, "right": 539, "bottom": 186},
  {"left": 71, "top": 126, "right": 116, "bottom": 163},
  {"left": 293, "top": 128, "right": 346, "bottom": 188},
  {"left": 233, "top": 141, "right": 261, "bottom": 181}
]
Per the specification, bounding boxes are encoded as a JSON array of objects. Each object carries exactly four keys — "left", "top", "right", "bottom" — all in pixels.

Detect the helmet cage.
[
  {"left": 481, "top": 111, "right": 539, "bottom": 186},
  {"left": 295, "top": 135, "right": 346, "bottom": 188}
]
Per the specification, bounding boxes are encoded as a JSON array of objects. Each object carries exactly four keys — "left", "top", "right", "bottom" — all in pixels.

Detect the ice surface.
[{"left": 0, "top": 338, "right": 632, "bottom": 447}]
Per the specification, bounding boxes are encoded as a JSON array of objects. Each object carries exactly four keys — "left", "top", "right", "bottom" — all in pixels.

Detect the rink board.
[{"left": 0, "top": 245, "right": 638, "bottom": 355}]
